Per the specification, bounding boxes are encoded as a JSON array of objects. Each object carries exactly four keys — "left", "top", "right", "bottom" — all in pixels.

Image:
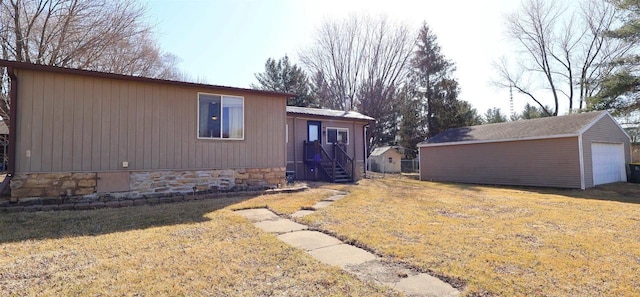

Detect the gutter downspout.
[
  {"left": 292, "top": 116, "right": 297, "bottom": 179},
  {"left": 363, "top": 123, "right": 369, "bottom": 178},
  {"left": 8, "top": 67, "right": 17, "bottom": 175},
  {"left": 1, "top": 67, "right": 17, "bottom": 197},
  {"left": 352, "top": 121, "right": 356, "bottom": 180}
]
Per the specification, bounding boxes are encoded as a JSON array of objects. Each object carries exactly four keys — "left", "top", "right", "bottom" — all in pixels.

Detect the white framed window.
[
  {"left": 326, "top": 127, "right": 349, "bottom": 144},
  {"left": 197, "top": 93, "right": 244, "bottom": 140}
]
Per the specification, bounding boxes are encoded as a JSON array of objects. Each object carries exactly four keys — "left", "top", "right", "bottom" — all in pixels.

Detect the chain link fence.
[{"left": 401, "top": 159, "right": 419, "bottom": 173}]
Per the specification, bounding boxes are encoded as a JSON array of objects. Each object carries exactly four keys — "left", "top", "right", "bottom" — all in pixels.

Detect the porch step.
[{"left": 320, "top": 163, "right": 353, "bottom": 183}]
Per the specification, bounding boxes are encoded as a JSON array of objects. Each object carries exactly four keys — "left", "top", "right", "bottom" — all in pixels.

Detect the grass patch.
[
  {"left": 230, "top": 188, "right": 336, "bottom": 214},
  {"left": 0, "top": 196, "right": 398, "bottom": 296},
  {"left": 299, "top": 178, "right": 640, "bottom": 296}
]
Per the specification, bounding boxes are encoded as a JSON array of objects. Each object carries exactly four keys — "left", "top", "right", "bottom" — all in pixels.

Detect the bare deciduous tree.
[
  {"left": 300, "top": 14, "right": 415, "bottom": 150},
  {"left": 0, "top": 0, "right": 182, "bottom": 127},
  {"left": 495, "top": 0, "right": 634, "bottom": 115}
]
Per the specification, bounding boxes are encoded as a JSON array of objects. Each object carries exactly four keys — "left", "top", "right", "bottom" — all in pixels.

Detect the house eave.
[
  {"left": 286, "top": 112, "right": 375, "bottom": 123},
  {"left": 0, "top": 59, "right": 295, "bottom": 98},
  {"left": 417, "top": 133, "right": 581, "bottom": 148}
]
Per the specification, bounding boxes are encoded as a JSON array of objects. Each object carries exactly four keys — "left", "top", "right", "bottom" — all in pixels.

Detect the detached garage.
[{"left": 418, "top": 111, "right": 630, "bottom": 189}]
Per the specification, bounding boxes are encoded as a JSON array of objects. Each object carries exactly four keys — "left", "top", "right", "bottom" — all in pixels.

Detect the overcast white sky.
[{"left": 146, "top": 0, "right": 528, "bottom": 115}]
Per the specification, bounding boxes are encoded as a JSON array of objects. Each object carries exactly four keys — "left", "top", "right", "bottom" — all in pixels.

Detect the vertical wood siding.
[
  {"left": 286, "top": 117, "right": 295, "bottom": 171},
  {"left": 581, "top": 115, "right": 631, "bottom": 188},
  {"left": 420, "top": 137, "right": 582, "bottom": 188},
  {"left": 15, "top": 69, "right": 286, "bottom": 173}
]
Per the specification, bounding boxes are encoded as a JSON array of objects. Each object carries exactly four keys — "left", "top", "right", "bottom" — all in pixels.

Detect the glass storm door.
[{"left": 307, "top": 121, "right": 321, "bottom": 142}]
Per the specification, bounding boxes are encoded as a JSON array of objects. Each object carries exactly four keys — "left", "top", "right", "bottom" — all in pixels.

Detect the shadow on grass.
[
  {"left": 440, "top": 181, "right": 640, "bottom": 204},
  {"left": 527, "top": 182, "right": 640, "bottom": 205},
  {"left": 0, "top": 195, "right": 257, "bottom": 244},
  {"left": 444, "top": 182, "right": 485, "bottom": 193}
]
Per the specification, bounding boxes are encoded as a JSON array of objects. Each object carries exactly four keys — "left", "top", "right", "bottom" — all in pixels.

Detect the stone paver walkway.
[{"left": 235, "top": 191, "right": 460, "bottom": 297}]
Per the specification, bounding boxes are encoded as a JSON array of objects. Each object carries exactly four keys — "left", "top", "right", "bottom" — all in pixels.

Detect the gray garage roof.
[
  {"left": 419, "top": 111, "right": 617, "bottom": 147},
  {"left": 287, "top": 106, "right": 375, "bottom": 121}
]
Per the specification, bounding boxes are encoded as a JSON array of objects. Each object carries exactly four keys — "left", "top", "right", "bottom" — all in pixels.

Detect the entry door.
[
  {"left": 591, "top": 143, "right": 626, "bottom": 185},
  {"left": 308, "top": 121, "right": 321, "bottom": 142}
]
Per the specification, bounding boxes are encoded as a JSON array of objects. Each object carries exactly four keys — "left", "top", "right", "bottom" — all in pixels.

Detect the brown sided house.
[
  {"left": 418, "top": 111, "right": 630, "bottom": 189},
  {"left": 286, "top": 106, "right": 374, "bottom": 183},
  {"left": 1, "top": 60, "right": 291, "bottom": 200}
]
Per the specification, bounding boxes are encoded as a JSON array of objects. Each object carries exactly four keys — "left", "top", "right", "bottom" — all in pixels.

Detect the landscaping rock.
[
  {"left": 40, "top": 205, "right": 60, "bottom": 211},
  {"left": 90, "top": 202, "right": 106, "bottom": 209}
]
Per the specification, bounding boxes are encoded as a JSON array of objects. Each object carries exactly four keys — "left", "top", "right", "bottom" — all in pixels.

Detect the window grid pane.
[
  {"left": 198, "top": 94, "right": 243, "bottom": 140},
  {"left": 326, "top": 128, "right": 349, "bottom": 144},
  {"left": 327, "top": 129, "right": 337, "bottom": 143},
  {"left": 198, "top": 95, "right": 221, "bottom": 138}
]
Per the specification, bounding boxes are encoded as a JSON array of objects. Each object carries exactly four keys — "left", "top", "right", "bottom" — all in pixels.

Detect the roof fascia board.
[
  {"left": 607, "top": 112, "right": 631, "bottom": 141},
  {"left": 576, "top": 111, "right": 631, "bottom": 141},
  {"left": 0, "top": 59, "right": 294, "bottom": 98},
  {"left": 286, "top": 114, "right": 374, "bottom": 123},
  {"left": 576, "top": 111, "right": 608, "bottom": 135},
  {"left": 418, "top": 133, "right": 580, "bottom": 148},
  {"left": 371, "top": 147, "right": 392, "bottom": 156}
]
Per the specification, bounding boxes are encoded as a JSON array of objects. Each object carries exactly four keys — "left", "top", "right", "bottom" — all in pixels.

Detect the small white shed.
[{"left": 370, "top": 146, "right": 403, "bottom": 173}]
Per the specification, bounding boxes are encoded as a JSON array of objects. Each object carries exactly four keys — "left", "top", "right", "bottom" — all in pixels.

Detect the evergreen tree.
[
  {"left": 253, "top": 56, "right": 317, "bottom": 107},
  {"left": 589, "top": 0, "right": 640, "bottom": 116},
  {"left": 484, "top": 108, "right": 508, "bottom": 124},
  {"left": 430, "top": 79, "right": 482, "bottom": 131},
  {"left": 590, "top": 71, "right": 640, "bottom": 115},
  {"left": 409, "top": 22, "right": 478, "bottom": 139},
  {"left": 411, "top": 23, "right": 456, "bottom": 138},
  {"left": 398, "top": 92, "right": 426, "bottom": 159},
  {"left": 454, "top": 100, "right": 483, "bottom": 126},
  {"left": 517, "top": 103, "right": 553, "bottom": 120}
]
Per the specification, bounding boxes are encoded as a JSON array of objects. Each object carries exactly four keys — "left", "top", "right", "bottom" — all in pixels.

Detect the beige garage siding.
[
  {"left": 15, "top": 69, "right": 286, "bottom": 173},
  {"left": 581, "top": 115, "right": 631, "bottom": 188},
  {"left": 420, "top": 137, "right": 582, "bottom": 188}
]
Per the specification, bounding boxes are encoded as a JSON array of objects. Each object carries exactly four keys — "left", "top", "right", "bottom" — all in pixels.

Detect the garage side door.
[{"left": 591, "top": 143, "right": 626, "bottom": 185}]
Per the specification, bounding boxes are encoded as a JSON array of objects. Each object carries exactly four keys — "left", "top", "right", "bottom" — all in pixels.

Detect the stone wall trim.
[{"left": 9, "top": 167, "right": 286, "bottom": 201}]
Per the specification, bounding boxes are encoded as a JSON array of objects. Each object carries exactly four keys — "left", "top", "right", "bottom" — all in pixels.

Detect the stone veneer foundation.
[{"left": 9, "top": 167, "right": 286, "bottom": 201}]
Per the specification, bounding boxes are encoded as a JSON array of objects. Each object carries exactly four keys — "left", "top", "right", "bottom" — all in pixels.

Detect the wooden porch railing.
[
  {"left": 303, "top": 140, "right": 353, "bottom": 182},
  {"left": 333, "top": 143, "right": 354, "bottom": 180}
]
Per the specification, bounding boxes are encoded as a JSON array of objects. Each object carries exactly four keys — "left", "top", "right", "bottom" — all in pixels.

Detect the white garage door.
[{"left": 591, "top": 143, "right": 626, "bottom": 186}]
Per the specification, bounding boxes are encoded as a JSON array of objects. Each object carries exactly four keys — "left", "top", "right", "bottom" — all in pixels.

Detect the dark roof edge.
[
  {"left": 0, "top": 59, "right": 295, "bottom": 98},
  {"left": 418, "top": 133, "right": 580, "bottom": 148},
  {"left": 419, "top": 111, "right": 618, "bottom": 147},
  {"left": 286, "top": 111, "right": 375, "bottom": 123}
]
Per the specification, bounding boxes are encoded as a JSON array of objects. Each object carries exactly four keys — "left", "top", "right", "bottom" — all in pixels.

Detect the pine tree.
[
  {"left": 253, "top": 56, "right": 317, "bottom": 107},
  {"left": 515, "top": 103, "right": 553, "bottom": 120},
  {"left": 409, "top": 22, "right": 476, "bottom": 138},
  {"left": 454, "top": 100, "right": 483, "bottom": 126},
  {"left": 398, "top": 93, "right": 426, "bottom": 159},
  {"left": 589, "top": 0, "right": 640, "bottom": 116},
  {"left": 484, "top": 108, "right": 507, "bottom": 124},
  {"left": 411, "top": 23, "right": 455, "bottom": 138}
]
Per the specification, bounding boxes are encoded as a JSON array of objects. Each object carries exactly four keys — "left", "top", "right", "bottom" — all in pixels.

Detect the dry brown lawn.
[
  {"left": 300, "top": 178, "right": 640, "bottom": 297},
  {"left": 231, "top": 187, "right": 336, "bottom": 214},
  {"left": 0, "top": 192, "right": 398, "bottom": 296},
  {"left": 3, "top": 180, "right": 639, "bottom": 297}
]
